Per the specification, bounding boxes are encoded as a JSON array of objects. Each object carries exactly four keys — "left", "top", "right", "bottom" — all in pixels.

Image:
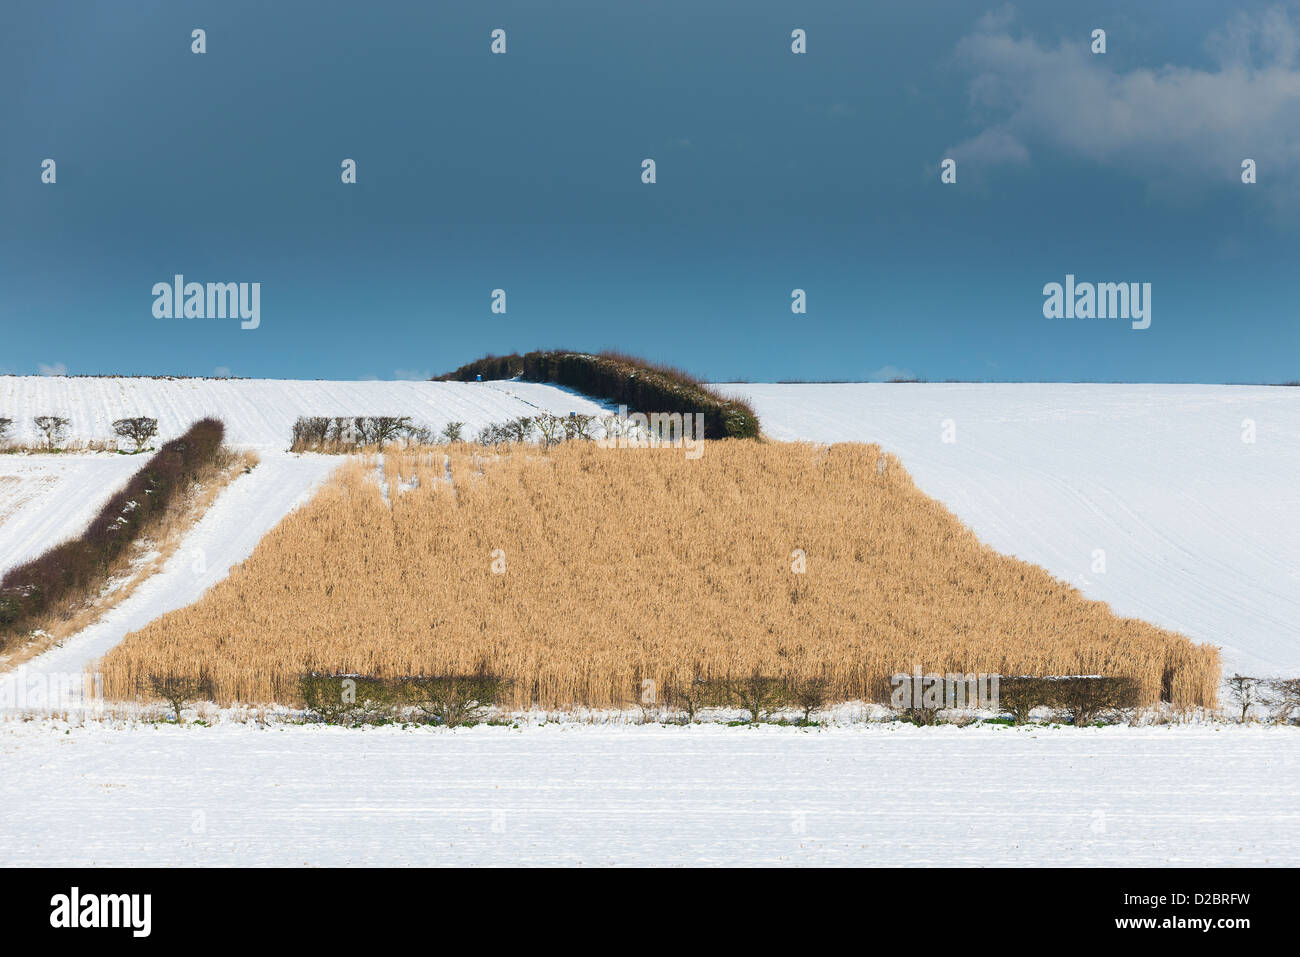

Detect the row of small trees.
[
  {"left": 295, "top": 672, "right": 816, "bottom": 728},
  {"left": 298, "top": 673, "right": 510, "bottom": 727},
  {"left": 654, "top": 674, "right": 1145, "bottom": 727},
  {"left": 289, "top": 413, "right": 603, "bottom": 452},
  {"left": 285, "top": 671, "right": 1153, "bottom": 728},
  {"left": 133, "top": 671, "right": 507, "bottom": 727},
  {"left": 0, "top": 415, "right": 157, "bottom": 452},
  {"left": 990, "top": 676, "right": 1142, "bottom": 727},
  {"left": 290, "top": 410, "right": 722, "bottom": 453},
  {"left": 139, "top": 669, "right": 1300, "bottom": 727},
  {"left": 290, "top": 415, "right": 430, "bottom": 450},
  {"left": 475, "top": 413, "right": 597, "bottom": 449}
]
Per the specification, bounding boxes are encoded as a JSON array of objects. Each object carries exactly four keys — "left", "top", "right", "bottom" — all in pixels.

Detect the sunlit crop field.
[{"left": 99, "top": 441, "right": 1219, "bottom": 709}]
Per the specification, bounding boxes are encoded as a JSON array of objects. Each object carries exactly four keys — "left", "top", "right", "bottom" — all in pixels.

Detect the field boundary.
[{"left": 0, "top": 419, "right": 238, "bottom": 658}]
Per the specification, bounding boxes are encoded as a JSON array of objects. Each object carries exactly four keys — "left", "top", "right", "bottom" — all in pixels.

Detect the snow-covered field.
[
  {"left": 3, "top": 377, "right": 1297, "bottom": 868},
  {"left": 0, "top": 453, "right": 338, "bottom": 704},
  {"left": 0, "top": 721, "right": 1294, "bottom": 866},
  {"left": 6, "top": 379, "right": 1297, "bottom": 687},
  {"left": 0, "top": 376, "right": 607, "bottom": 449},
  {"left": 0, "top": 454, "right": 143, "bottom": 577},
  {"left": 718, "top": 383, "right": 1300, "bottom": 678},
  {"left": 0, "top": 376, "right": 607, "bottom": 688}
]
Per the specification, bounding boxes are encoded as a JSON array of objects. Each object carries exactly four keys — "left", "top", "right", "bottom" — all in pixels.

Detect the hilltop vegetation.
[{"left": 436, "top": 350, "right": 760, "bottom": 439}]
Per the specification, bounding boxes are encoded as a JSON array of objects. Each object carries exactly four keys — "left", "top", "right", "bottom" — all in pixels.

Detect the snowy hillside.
[
  {"left": 0, "top": 376, "right": 611, "bottom": 698},
  {"left": 0, "top": 376, "right": 608, "bottom": 449},
  {"left": 1, "top": 376, "right": 606, "bottom": 586},
  {"left": 4, "top": 377, "right": 1297, "bottom": 692},
  {"left": 0, "top": 455, "right": 337, "bottom": 689},
  {"left": 0, "top": 455, "right": 143, "bottom": 576},
  {"left": 716, "top": 383, "right": 1300, "bottom": 676}
]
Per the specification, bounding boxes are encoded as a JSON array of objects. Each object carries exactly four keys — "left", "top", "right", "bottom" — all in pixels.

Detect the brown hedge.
[
  {"left": 435, "top": 350, "right": 760, "bottom": 439},
  {"left": 0, "top": 418, "right": 225, "bottom": 643}
]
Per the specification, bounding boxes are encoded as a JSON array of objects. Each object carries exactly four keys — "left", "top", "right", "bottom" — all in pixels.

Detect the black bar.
[{"left": 2, "top": 867, "right": 1282, "bottom": 943}]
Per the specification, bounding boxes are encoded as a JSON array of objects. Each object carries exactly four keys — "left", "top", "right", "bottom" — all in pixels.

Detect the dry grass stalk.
[{"left": 99, "top": 442, "right": 1219, "bottom": 710}]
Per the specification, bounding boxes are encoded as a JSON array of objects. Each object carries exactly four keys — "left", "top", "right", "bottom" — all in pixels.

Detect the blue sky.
[{"left": 2, "top": 0, "right": 1298, "bottom": 383}]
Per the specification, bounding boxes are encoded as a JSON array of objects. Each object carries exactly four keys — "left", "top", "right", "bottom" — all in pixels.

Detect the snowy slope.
[
  {"left": 0, "top": 455, "right": 143, "bottom": 577},
  {"left": 0, "top": 375, "right": 605, "bottom": 580},
  {"left": 5, "top": 378, "right": 1297, "bottom": 690},
  {"left": 0, "top": 376, "right": 608, "bottom": 702},
  {"left": 0, "top": 721, "right": 1295, "bottom": 866},
  {"left": 0, "top": 453, "right": 337, "bottom": 704},
  {"left": 0, "top": 376, "right": 608, "bottom": 449},
  {"left": 716, "top": 383, "right": 1300, "bottom": 676}
]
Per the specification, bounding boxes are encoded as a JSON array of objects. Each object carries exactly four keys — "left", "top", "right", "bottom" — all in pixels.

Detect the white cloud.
[
  {"left": 212, "top": 366, "right": 232, "bottom": 378},
  {"left": 867, "top": 365, "right": 917, "bottom": 382},
  {"left": 945, "top": 5, "right": 1300, "bottom": 200},
  {"left": 38, "top": 362, "right": 67, "bottom": 376},
  {"left": 393, "top": 368, "right": 431, "bottom": 381}
]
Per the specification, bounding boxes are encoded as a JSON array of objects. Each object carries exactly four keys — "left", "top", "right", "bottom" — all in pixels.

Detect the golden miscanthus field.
[{"left": 99, "top": 441, "right": 1219, "bottom": 709}]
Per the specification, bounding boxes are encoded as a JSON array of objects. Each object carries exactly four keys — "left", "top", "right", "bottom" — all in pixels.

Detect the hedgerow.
[
  {"left": 435, "top": 350, "right": 760, "bottom": 439},
  {"left": 0, "top": 418, "right": 225, "bottom": 644}
]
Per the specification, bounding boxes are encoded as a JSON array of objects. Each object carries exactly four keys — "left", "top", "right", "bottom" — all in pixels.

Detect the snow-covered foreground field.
[
  {"left": 0, "top": 721, "right": 1294, "bottom": 867},
  {"left": 0, "top": 376, "right": 607, "bottom": 449},
  {"left": 718, "top": 383, "right": 1300, "bottom": 677}
]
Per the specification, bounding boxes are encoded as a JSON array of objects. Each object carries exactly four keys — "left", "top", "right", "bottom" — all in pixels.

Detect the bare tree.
[
  {"left": 1269, "top": 677, "right": 1300, "bottom": 724},
  {"left": 362, "top": 416, "right": 410, "bottom": 447},
  {"left": 477, "top": 422, "right": 508, "bottom": 447},
  {"left": 0, "top": 417, "right": 12, "bottom": 446},
  {"left": 1055, "top": 676, "right": 1141, "bottom": 727},
  {"left": 564, "top": 413, "right": 597, "bottom": 441},
  {"left": 327, "top": 417, "right": 358, "bottom": 445},
  {"left": 291, "top": 416, "right": 331, "bottom": 449},
  {"left": 399, "top": 421, "right": 433, "bottom": 445},
  {"left": 789, "top": 675, "right": 829, "bottom": 724},
  {"left": 535, "top": 413, "right": 567, "bottom": 449},
  {"left": 1226, "top": 673, "right": 1262, "bottom": 722},
  {"left": 504, "top": 417, "right": 533, "bottom": 444},
  {"left": 440, "top": 421, "right": 466, "bottom": 443},
  {"left": 665, "top": 674, "right": 720, "bottom": 723},
  {"left": 997, "top": 676, "right": 1055, "bottom": 725},
  {"left": 147, "top": 672, "right": 214, "bottom": 723},
  {"left": 33, "top": 415, "right": 70, "bottom": 449},
  {"left": 722, "top": 671, "right": 789, "bottom": 724},
  {"left": 598, "top": 414, "right": 625, "bottom": 441},
  {"left": 112, "top": 416, "right": 158, "bottom": 453},
  {"left": 401, "top": 673, "right": 508, "bottom": 727}
]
